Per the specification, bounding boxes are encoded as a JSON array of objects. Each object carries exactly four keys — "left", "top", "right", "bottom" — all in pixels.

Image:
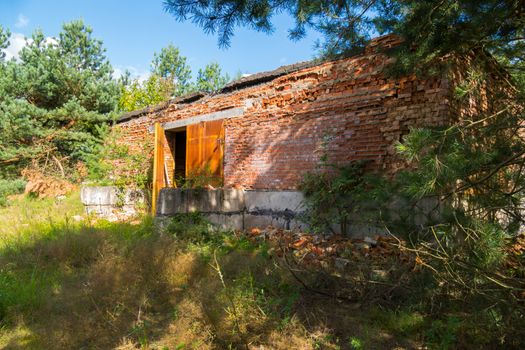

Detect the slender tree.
[
  {"left": 0, "top": 25, "right": 9, "bottom": 61},
  {"left": 195, "top": 62, "right": 230, "bottom": 93},
  {"left": 151, "top": 43, "right": 193, "bottom": 96}
]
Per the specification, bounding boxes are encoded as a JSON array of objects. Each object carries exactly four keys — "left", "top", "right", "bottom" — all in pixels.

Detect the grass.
[{"left": 0, "top": 193, "right": 444, "bottom": 349}]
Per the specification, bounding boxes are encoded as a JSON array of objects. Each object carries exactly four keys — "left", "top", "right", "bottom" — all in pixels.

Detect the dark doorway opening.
[{"left": 166, "top": 128, "right": 187, "bottom": 186}]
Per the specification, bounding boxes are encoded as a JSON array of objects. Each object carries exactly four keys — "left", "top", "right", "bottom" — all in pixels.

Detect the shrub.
[
  {"left": 84, "top": 126, "right": 153, "bottom": 190},
  {"left": 299, "top": 160, "right": 381, "bottom": 235},
  {"left": 0, "top": 178, "right": 26, "bottom": 206}
]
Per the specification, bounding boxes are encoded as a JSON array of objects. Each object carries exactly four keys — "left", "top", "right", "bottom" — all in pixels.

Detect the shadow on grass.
[{"left": 0, "top": 217, "right": 425, "bottom": 350}]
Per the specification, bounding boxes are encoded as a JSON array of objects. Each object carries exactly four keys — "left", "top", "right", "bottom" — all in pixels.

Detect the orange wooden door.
[
  {"left": 202, "top": 119, "right": 224, "bottom": 180},
  {"left": 152, "top": 122, "right": 165, "bottom": 215},
  {"left": 186, "top": 119, "right": 224, "bottom": 186},
  {"left": 186, "top": 122, "right": 203, "bottom": 177}
]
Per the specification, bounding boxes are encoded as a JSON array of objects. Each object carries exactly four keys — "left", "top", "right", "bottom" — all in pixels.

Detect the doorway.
[{"left": 166, "top": 128, "right": 187, "bottom": 187}]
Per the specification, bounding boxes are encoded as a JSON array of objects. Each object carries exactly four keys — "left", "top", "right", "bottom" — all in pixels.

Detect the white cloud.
[
  {"left": 44, "top": 37, "right": 58, "bottom": 47},
  {"left": 113, "top": 65, "right": 150, "bottom": 83},
  {"left": 4, "top": 33, "right": 28, "bottom": 60},
  {"left": 2, "top": 33, "right": 58, "bottom": 61},
  {"left": 15, "top": 14, "right": 29, "bottom": 28}
]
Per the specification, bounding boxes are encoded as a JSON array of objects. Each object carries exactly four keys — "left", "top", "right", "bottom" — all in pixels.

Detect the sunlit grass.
[
  {"left": 0, "top": 193, "right": 429, "bottom": 349},
  {"left": 0, "top": 193, "right": 84, "bottom": 250}
]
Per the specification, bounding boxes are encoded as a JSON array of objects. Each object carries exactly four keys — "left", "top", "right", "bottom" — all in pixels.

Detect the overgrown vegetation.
[
  {"left": 167, "top": 1, "right": 525, "bottom": 347},
  {"left": 0, "top": 20, "right": 119, "bottom": 203},
  {"left": 179, "top": 163, "right": 223, "bottom": 189},
  {"left": 0, "top": 195, "right": 434, "bottom": 349},
  {"left": 119, "top": 44, "right": 231, "bottom": 112},
  {"left": 84, "top": 126, "right": 153, "bottom": 190},
  {"left": 0, "top": 21, "right": 233, "bottom": 203}
]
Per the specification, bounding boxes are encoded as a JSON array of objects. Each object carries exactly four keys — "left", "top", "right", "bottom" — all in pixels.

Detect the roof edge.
[
  {"left": 117, "top": 33, "right": 402, "bottom": 123},
  {"left": 118, "top": 91, "right": 206, "bottom": 123}
]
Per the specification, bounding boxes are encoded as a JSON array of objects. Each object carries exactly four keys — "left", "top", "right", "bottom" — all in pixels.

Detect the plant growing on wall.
[
  {"left": 299, "top": 161, "right": 369, "bottom": 235},
  {"left": 182, "top": 162, "right": 223, "bottom": 189},
  {"left": 85, "top": 127, "right": 153, "bottom": 190}
]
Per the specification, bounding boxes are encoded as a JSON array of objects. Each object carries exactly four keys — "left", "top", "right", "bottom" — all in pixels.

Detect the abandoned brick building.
[{"left": 114, "top": 35, "right": 480, "bottom": 230}]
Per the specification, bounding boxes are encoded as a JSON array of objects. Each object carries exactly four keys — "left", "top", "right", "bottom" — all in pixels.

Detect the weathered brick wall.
[{"left": 117, "top": 36, "right": 452, "bottom": 190}]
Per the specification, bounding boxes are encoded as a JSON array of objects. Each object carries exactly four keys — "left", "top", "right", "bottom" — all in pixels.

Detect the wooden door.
[
  {"left": 186, "top": 119, "right": 224, "bottom": 186},
  {"left": 186, "top": 123, "right": 203, "bottom": 178},
  {"left": 152, "top": 122, "right": 165, "bottom": 215}
]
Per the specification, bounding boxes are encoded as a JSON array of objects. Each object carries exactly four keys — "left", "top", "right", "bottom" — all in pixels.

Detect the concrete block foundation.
[
  {"left": 80, "top": 186, "right": 145, "bottom": 220},
  {"left": 156, "top": 188, "right": 306, "bottom": 231}
]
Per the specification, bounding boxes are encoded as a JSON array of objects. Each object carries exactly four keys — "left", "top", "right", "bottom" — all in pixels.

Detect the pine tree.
[
  {"left": 151, "top": 43, "right": 193, "bottom": 96},
  {"left": 195, "top": 62, "right": 230, "bottom": 93},
  {"left": 0, "top": 20, "right": 120, "bottom": 182}
]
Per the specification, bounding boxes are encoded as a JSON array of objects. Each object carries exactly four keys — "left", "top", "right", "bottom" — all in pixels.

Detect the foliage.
[
  {"left": 163, "top": 0, "right": 524, "bottom": 74},
  {"left": 166, "top": 212, "right": 217, "bottom": 243},
  {"left": 0, "top": 178, "right": 26, "bottom": 207},
  {"left": 424, "top": 316, "right": 461, "bottom": 350},
  {"left": 118, "top": 73, "right": 174, "bottom": 111},
  {"left": 182, "top": 162, "right": 223, "bottom": 189},
  {"left": 151, "top": 43, "right": 193, "bottom": 96},
  {"left": 195, "top": 62, "right": 230, "bottom": 93},
  {"left": 299, "top": 135, "right": 383, "bottom": 234},
  {"left": 299, "top": 161, "right": 368, "bottom": 235},
  {"left": 0, "top": 20, "right": 119, "bottom": 184},
  {"left": 119, "top": 46, "right": 230, "bottom": 112},
  {"left": 0, "top": 25, "right": 9, "bottom": 61},
  {"left": 85, "top": 126, "right": 153, "bottom": 189}
]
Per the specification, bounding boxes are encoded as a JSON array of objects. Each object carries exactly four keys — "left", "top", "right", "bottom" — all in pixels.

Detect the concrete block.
[
  {"left": 205, "top": 213, "right": 244, "bottom": 230},
  {"left": 244, "top": 190, "right": 304, "bottom": 213},
  {"left": 80, "top": 186, "right": 118, "bottom": 206},
  {"left": 154, "top": 188, "right": 308, "bottom": 232},
  {"left": 221, "top": 189, "right": 245, "bottom": 212},
  {"left": 157, "top": 188, "right": 187, "bottom": 215},
  {"left": 157, "top": 188, "right": 187, "bottom": 216},
  {"left": 244, "top": 214, "right": 274, "bottom": 230},
  {"left": 124, "top": 189, "right": 145, "bottom": 205},
  {"left": 187, "top": 189, "right": 221, "bottom": 212},
  {"left": 84, "top": 205, "right": 114, "bottom": 217}
]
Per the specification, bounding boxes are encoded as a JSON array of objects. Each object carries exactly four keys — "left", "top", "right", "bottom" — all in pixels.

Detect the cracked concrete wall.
[
  {"left": 157, "top": 188, "right": 307, "bottom": 231},
  {"left": 80, "top": 186, "right": 145, "bottom": 219}
]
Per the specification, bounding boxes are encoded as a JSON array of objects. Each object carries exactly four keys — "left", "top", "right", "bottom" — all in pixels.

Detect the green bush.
[
  {"left": 0, "top": 178, "right": 26, "bottom": 206},
  {"left": 166, "top": 212, "right": 216, "bottom": 243},
  {"left": 299, "top": 160, "right": 379, "bottom": 235},
  {"left": 84, "top": 126, "right": 152, "bottom": 190}
]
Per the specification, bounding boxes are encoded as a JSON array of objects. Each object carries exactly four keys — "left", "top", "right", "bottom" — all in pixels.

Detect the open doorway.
[
  {"left": 165, "top": 128, "right": 187, "bottom": 187},
  {"left": 159, "top": 119, "right": 225, "bottom": 190}
]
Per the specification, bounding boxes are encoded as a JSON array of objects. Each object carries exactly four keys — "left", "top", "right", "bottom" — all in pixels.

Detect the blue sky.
[{"left": 0, "top": 0, "right": 321, "bottom": 80}]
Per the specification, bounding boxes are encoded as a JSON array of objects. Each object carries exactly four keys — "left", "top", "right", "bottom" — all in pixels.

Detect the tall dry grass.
[{"left": 0, "top": 195, "right": 423, "bottom": 349}]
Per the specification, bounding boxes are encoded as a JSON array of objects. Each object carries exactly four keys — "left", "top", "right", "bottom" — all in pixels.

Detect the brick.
[{"left": 114, "top": 36, "right": 506, "bottom": 191}]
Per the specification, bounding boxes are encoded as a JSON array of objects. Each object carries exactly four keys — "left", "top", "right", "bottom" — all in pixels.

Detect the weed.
[
  {"left": 349, "top": 336, "right": 364, "bottom": 350},
  {"left": 425, "top": 316, "right": 461, "bottom": 350},
  {"left": 0, "top": 192, "right": 450, "bottom": 349}
]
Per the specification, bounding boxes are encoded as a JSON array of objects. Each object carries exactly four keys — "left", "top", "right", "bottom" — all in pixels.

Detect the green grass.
[{"left": 0, "top": 192, "right": 490, "bottom": 349}]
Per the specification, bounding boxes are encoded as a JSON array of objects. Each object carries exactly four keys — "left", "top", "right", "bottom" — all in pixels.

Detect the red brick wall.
[{"left": 117, "top": 38, "right": 452, "bottom": 190}]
